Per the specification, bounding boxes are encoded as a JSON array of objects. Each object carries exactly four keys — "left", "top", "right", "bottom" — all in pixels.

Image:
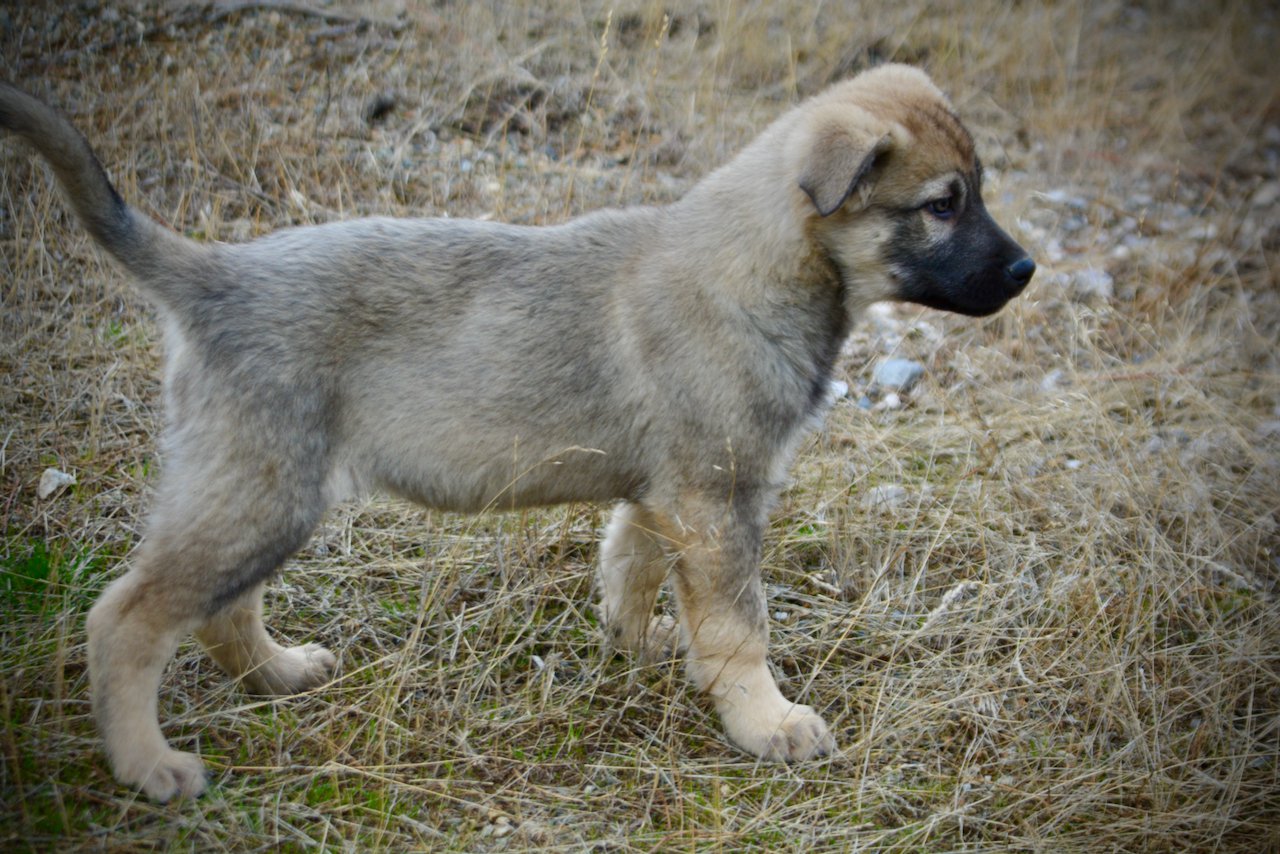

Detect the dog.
[{"left": 0, "top": 64, "right": 1034, "bottom": 801}]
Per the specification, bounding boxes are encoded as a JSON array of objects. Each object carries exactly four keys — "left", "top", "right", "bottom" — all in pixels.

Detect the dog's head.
[{"left": 789, "top": 64, "right": 1034, "bottom": 317}]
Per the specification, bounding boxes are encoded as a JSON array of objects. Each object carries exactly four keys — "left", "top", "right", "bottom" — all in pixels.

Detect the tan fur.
[{"left": 0, "top": 64, "right": 1032, "bottom": 801}]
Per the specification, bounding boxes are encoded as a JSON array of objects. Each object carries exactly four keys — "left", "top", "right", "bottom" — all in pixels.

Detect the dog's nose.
[{"left": 1006, "top": 257, "right": 1036, "bottom": 287}]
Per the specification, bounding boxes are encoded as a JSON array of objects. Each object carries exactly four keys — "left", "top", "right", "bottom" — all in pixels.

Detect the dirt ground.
[{"left": 2, "top": 1, "right": 1277, "bottom": 850}]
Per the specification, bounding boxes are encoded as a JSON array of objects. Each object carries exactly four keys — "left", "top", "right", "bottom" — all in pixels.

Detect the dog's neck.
[
  {"left": 656, "top": 146, "right": 852, "bottom": 433},
  {"left": 669, "top": 138, "right": 823, "bottom": 297}
]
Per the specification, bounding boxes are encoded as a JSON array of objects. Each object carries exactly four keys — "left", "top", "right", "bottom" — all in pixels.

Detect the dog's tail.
[{"left": 1, "top": 82, "right": 203, "bottom": 303}]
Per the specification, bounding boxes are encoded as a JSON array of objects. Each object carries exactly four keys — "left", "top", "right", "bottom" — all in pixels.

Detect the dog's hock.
[{"left": 796, "top": 117, "right": 895, "bottom": 217}]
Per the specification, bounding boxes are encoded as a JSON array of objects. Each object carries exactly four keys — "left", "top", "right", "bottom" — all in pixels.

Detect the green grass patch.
[{"left": 0, "top": 537, "right": 108, "bottom": 617}]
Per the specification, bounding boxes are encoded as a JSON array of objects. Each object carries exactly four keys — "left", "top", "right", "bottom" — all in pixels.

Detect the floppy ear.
[{"left": 797, "top": 120, "right": 894, "bottom": 217}]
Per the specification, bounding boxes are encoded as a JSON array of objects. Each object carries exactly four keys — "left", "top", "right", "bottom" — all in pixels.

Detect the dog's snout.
[{"left": 1006, "top": 256, "right": 1036, "bottom": 288}]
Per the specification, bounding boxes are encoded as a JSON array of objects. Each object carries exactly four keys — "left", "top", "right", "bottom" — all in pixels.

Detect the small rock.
[
  {"left": 876, "top": 391, "right": 902, "bottom": 410},
  {"left": 37, "top": 468, "right": 76, "bottom": 500},
  {"left": 873, "top": 358, "right": 925, "bottom": 392},
  {"left": 1251, "top": 181, "right": 1280, "bottom": 207},
  {"left": 856, "top": 395, "right": 874, "bottom": 410}
]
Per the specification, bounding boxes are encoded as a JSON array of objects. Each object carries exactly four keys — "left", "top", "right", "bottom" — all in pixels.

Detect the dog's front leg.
[{"left": 654, "top": 496, "right": 835, "bottom": 762}]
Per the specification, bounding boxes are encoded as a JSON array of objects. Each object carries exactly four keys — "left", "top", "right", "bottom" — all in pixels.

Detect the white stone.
[
  {"left": 37, "top": 468, "right": 76, "bottom": 500},
  {"left": 873, "top": 358, "right": 925, "bottom": 391}
]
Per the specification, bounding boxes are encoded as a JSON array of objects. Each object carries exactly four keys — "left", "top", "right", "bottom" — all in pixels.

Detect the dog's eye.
[{"left": 925, "top": 196, "right": 956, "bottom": 220}]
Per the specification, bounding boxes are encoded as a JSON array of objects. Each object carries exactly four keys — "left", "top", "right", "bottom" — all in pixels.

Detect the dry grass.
[{"left": 2, "top": 0, "right": 1278, "bottom": 850}]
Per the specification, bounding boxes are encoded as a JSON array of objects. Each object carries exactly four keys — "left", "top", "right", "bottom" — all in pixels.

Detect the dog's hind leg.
[
  {"left": 86, "top": 431, "right": 330, "bottom": 801},
  {"left": 194, "top": 582, "right": 336, "bottom": 696},
  {"left": 86, "top": 560, "right": 209, "bottom": 801},
  {"left": 597, "top": 502, "right": 680, "bottom": 661},
  {"left": 655, "top": 494, "right": 835, "bottom": 762}
]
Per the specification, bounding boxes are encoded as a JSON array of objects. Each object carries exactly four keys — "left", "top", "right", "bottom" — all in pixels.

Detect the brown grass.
[{"left": 2, "top": 1, "right": 1278, "bottom": 850}]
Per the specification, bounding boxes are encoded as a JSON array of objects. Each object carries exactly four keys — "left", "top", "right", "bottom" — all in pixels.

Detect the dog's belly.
[
  {"left": 340, "top": 337, "right": 651, "bottom": 513},
  {"left": 367, "top": 438, "right": 644, "bottom": 513}
]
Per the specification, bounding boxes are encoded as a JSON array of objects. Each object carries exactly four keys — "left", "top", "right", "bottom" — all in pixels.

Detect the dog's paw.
[
  {"left": 115, "top": 747, "right": 208, "bottom": 802},
  {"left": 720, "top": 699, "right": 835, "bottom": 762},
  {"left": 611, "top": 614, "right": 683, "bottom": 663},
  {"left": 245, "top": 643, "right": 337, "bottom": 695},
  {"left": 281, "top": 642, "right": 338, "bottom": 690}
]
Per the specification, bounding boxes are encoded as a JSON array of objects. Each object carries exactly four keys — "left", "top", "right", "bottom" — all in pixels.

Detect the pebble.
[
  {"left": 873, "top": 358, "right": 925, "bottom": 392},
  {"left": 1253, "top": 180, "right": 1280, "bottom": 207},
  {"left": 876, "top": 391, "right": 903, "bottom": 410},
  {"left": 37, "top": 468, "right": 76, "bottom": 500}
]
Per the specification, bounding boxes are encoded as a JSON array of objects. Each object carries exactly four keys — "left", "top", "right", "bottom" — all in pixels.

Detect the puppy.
[{"left": 0, "top": 64, "right": 1034, "bottom": 801}]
